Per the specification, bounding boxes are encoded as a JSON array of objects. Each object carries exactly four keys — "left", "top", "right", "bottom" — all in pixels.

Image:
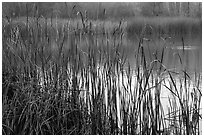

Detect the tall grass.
[{"left": 2, "top": 12, "right": 202, "bottom": 135}]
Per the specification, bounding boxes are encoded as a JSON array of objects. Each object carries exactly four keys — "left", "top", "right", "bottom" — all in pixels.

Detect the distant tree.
[
  {"left": 139, "top": 2, "right": 155, "bottom": 16},
  {"left": 2, "top": 2, "right": 202, "bottom": 19},
  {"left": 197, "top": 3, "right": 202, "bottom": 17}
]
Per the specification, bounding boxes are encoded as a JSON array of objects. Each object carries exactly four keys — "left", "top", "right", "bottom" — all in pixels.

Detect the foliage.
[{"left": 2, "top": 2, "right": 202, "bottom": 20}]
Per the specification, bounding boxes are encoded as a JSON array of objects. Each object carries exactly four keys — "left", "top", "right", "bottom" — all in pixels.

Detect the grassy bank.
[
  {"left": 3, "top": 16, "right": 202, "bottom": 41},
  {"left": 127, "top": 16, "right": 202, "bottom": 39},
  {"left": 2, "top": 16, "right": 202, "bottom": 135}
]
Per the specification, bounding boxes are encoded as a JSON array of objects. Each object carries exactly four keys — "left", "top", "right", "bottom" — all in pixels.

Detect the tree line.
[{"left": 2, "top": 2, "right": 202, "bottom": 19}]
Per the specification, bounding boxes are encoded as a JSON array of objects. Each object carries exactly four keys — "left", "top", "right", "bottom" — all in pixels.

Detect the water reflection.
[
  {"left": 73, "top": 34, "right": 202, "bottom": 74},
  {"left": 37, "top": 33, "right": 202, "bottom": 134}
]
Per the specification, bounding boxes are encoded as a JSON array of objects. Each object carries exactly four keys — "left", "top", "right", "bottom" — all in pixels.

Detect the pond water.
[
  {"left": 73, "top": 34, "right": 202, "bottom": 74},
  {"left": 38, "top": 33, "right": 202, "bottom": 134},
  {"left": 49, "top": 33, "right": 202, "bottom": 104},
  {"left": 76, "top": 34, "right": 202, "bottom": 133}
]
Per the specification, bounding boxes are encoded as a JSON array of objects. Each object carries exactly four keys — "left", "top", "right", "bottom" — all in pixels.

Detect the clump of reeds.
[{"left": 2, "top": 8, "right": 202, "bottom": 135}]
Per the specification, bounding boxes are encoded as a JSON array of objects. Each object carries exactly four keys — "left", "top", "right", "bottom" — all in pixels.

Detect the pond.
[
  {"left": 52, "top": 33, "right": 201, "bottom": 134},
  {"left": 71, "top": 33, "right": 202, "bottom": 74}
]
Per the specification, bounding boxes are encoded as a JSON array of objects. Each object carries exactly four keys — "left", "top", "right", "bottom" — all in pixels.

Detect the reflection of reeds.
[{"left": 2, "top": 15, "right": 202, "bottom": 135}]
